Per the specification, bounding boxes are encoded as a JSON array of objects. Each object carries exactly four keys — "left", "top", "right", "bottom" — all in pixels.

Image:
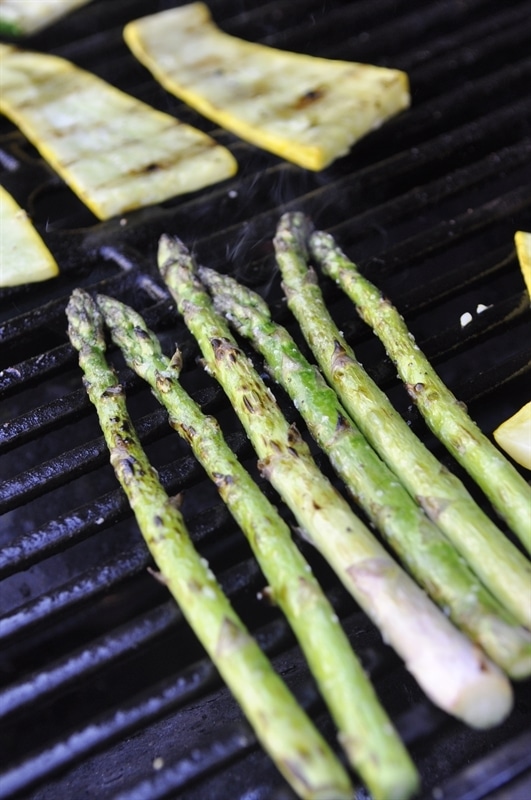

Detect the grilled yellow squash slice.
[
  {"left": 0, "top": 44, "right": 237, "bottom": 220},
  {"left": 491, "top": 233, "right": 531, "bottom": 469},
  {"left": 0, "top": 0, "right": 91, "bottom": 37},
  {"left": 0, "top": 185, "right": 59, "bottom": 287},
  {"left": 515, "top": 231, "right": 531, "bottom": 299},
  {"left": 493, "top": 401, "right": 531, "bottom": 471},
  {"left": 124, "top": 2, "right": 410, "bottom": 171}
]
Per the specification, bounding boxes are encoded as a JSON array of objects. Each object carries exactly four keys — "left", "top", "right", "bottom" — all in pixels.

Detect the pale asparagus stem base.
[
  {"left": 270, "top": 212, "right": 531, "bottom": 632},
  {"left": 96, "top": 293, "right": 419, "bottom": 800},
  {"left": 65, "top": 288, "right": 354, "bottom": 800},
  {"left": 309, "top": 227, "right": 531, "bottom": 555},
  {"left": 158, "top": 234, "right": 513, "bottom": 730},
  {"left": 198, "top": 264, "right": 531, "bottom": 679}
]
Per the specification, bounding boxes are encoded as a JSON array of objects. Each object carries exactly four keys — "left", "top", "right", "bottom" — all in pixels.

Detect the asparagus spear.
[
  {"left": 96, "top": 293, "right": 419, "bottom": 800},
  {"left": 270, "top": 212, "right": 531, "bottom": 631},
  {"left": 65, "top": 288, "right": 354, "bottom": 800},
  {"left": 158, "top": 234, "right": 514, "bottom": 730},
  {"left": 198, "top": 264, "right": 531, "bottom": 678},
  {"left": 308, "top": 225, "right": 531, "bottom": 555}
]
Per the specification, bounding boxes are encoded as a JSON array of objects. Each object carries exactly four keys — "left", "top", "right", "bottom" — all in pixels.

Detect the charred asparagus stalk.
[
  {"left": 270, "top": 212, "right": 531, "bottom": 631},
  {"left": 198, "top": 264, "right": 531, "bottom": 677},
  {"left": 65, "top": 288, "right": 354, "bottom": 800},
  {"left": 308, "top": 224, "right": 531, "bottom": 555},
  {"left": 158, "top": 234, "right": 514, "bottom": 730},
  {"left": 96, "top": 293, "right": 419, "bottom": 800}
]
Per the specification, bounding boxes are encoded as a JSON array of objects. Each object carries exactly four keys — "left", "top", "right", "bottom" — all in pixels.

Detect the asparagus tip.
[
  {"left": 157, "top": 233, "right": 194, "bottom": 278},
  {"left": 66, "top": 288, "right": 104, "bottom": 350},
  {"left": 198, "top": 266, "right": 273, "bottom": 329},
  {"left": 97, "top": 292, "right": 138, "bottom": 326},
  {"left": 95, "top": 292, "right": 118, "bottom": 315},
  {"left": 274, "top": 211, "right": 314, "bottom": 256},
  {"left": 196, "top": 264, "right": 218, "bottom": 286},
  {"left": 309, "top": 229, "right": 340, "bottom": 263}
]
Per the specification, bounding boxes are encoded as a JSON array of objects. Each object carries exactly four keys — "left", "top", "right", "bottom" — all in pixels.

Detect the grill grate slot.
[
  {"left": 0, "top": 543, "right": 152, "bottom": 646},
  {"left": 425, "top": 729, "right": 531, "bottom": 800},
  {"left": 0, "top": 601, "right": 181, "bottom": 722},
  {"left": 0, "top": 609, "right": 401, "bottom": 800},
  {"left": 0, "top": 427, "right": 253, "bottom": 578}
]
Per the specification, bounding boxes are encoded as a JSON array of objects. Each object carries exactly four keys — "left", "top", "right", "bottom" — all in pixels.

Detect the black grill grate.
[{"left": 1, "top": 1, "right": 530, "bottom": 798}]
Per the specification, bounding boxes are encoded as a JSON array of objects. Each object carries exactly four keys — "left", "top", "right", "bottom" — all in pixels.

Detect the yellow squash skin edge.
[
  {"left": 123, "top": 2, "right": 410, "bottom": 171},
  {"left": 514, "top": 230, "right": 531, "bottom": 299},
  {"left": 494, "top": 230, "right": 530, "bottom": 471},
  {"left": 493, "top": 401, "right": 531, "bottom": 471},
  {"left": 0, "top": 44, "right": 237, "bottom": 220},
  {"left": 490, "top": 237, "right": 530, "bottom": 474},
  {"left": 0, "top": 185, "right": 59, "bottom": 287}
]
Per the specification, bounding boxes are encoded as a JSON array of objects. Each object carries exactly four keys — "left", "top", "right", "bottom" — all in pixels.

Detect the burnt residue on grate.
[{"left": 1, "top": 1, "right": 530, "bottom": 799}]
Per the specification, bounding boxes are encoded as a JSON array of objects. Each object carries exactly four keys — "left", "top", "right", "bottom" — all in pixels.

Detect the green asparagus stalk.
[
  {"left": 65, "top": 287, "right": 354, "bottom": 800},
  {"left": 96, "top": 293, "right": 419, "bottom": 800},
  {"left": 271, "top": 212, "right": 531, "bottom": 631},
  {"left": 198, "top": 264, "right": 531, "bottom": 678},
  {"left": 309, "top": 223, "right": 531, "bottom": 555},
  {"left": 158, "top": 234, "right": 514, "bottom": 730}
]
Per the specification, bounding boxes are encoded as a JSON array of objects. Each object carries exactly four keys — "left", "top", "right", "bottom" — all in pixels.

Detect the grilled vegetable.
[
  {"left": 515, "top": 230, "right": 531, "bottom": 298},
  {"left": 0, "top": 45, "right": 237, "bottom": 220},
  {"left": 310, "top": 228, "right": 531, "bottom": 556},
  {"left": 268, "top": 212, "right": 531, "bottom": 633},
  {"left": 0, "top": 185, "right": 59, "bottom": 287},
  {"left": 0, "top": 0, "right": 90, "bottom": 36},
  {"left": 123, "top": 2, "right": 410, "bottom": 171},
  {"left": 494, "top": 402, "right": 531, "bottom": 471},
  {"left": 491, "top": 235, "right": 531, "bottom": 469},
  {"left": 66, "top": 287, "right": 353, "bottom": 800},
  {"left": 199, "top": 264, "right": 531, "bottom": 676},
  {"left": 97, "top": 293, "right": 419, "bottom": 800},
  {"left": 158, "top": 233, "right": 513, "bottom": 730}
]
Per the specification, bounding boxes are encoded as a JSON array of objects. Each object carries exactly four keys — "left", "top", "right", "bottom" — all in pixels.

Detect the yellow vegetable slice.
[
  {"left": 0, "top": 44, "right": 238, "bottom": 220},
  {"left": 0, "top": 0, "right": 91, "bottom": 37},
  {"left": 124, "top": 2, "right": 410, "bottom": 171},
  {"left": 515, "top": 230, "right": 531, "bottom": 298},
  {"left": 493, "top": 402, "right": 531, "bottom": 470},
  {"left": 0, "top": 185, "right": 59, "bottom": 287}
]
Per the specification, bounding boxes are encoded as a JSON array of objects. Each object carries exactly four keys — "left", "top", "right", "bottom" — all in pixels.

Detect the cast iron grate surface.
[{"left": 1, "top": 1, "right": 530, "bottom": 798}]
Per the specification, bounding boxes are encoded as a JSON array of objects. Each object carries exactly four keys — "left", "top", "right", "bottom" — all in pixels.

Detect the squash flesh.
[
  {"left": 515, "top": 231, "right": 531, "bottom": 299},
  {"left": 493, "top": 402, "right": 531, "bottom": 470},
  {"left": 124, "top": 2, "right": 410, "bottom": 170},
  {"left": 0, "top": 186, "right": 59, "bottom": 287},
  {"left": 0, "top": 44, "right": 237, "bottom": 220}
]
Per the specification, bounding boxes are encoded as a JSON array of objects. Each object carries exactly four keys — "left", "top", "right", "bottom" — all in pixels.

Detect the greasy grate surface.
[{"left": 0, "top": 1, "right": 530, "bottom": 798}]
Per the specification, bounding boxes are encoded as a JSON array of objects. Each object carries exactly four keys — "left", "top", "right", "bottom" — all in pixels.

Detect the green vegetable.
[
  {"left": 0, "top": 0, "right": 91, "bottom": 36},
  {"left": 96, "top": 292, "right": 419, "bottom": 800},
  {"left": 0, "top": 21, "right": 22, "bottom": 37},
  {"left": 198, "top": 262, "right": 531, "bottom": 679},
  {"left": 158, "top": 233, "right": 513, "bottom": 731},
  {"left": 65, "top": 287, "right": 354, "bottom": 800},
  {"left": 310, "top": 222, "right": 531, "bottom": 555},
  {"left": 269, "top": 211, "right": 531, "bottom": 631}
]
